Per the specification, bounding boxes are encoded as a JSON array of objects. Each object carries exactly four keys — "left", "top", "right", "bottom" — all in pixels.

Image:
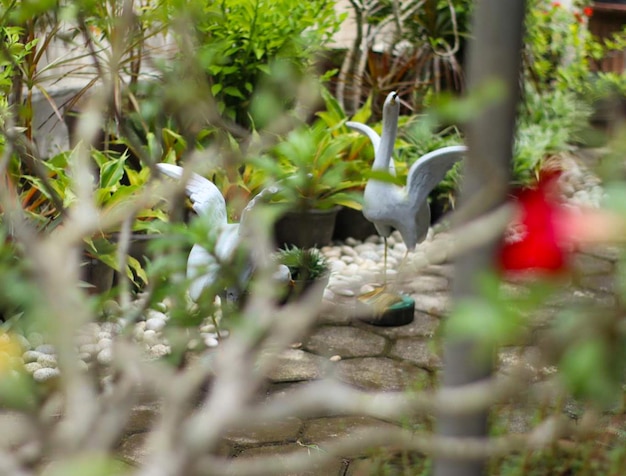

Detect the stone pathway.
[{"left": 115, "top": 230, "right": 622, "bottom": 475}]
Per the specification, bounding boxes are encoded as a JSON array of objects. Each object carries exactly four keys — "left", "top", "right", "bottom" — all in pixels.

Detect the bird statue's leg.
[
  {"left": 389, "top": 248, "right": 411, "bottom": 294},
  {"left": 383, "top": 237, "right": 388, "bottom": 286}
]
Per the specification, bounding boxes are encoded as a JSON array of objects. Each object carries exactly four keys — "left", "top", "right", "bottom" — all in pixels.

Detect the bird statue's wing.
[
  {"left": 156, "top": 163, "right": 227, "bottom": 225},
  {"left": 406, "top": 145, "right": 467, "bottom": 211},
  {"left": 238, "top": 184, "right": 281, "bottom": 237},
  {"left": 187, "top": 225, "right": 249, "bottom": 302},
  {"left": 187, "top": 244, "right": 219, "bottom": 302},
  {"left": 346, "top": 121, "right": 396, "bottom": 175}
]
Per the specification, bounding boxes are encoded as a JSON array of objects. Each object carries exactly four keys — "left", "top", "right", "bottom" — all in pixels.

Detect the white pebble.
[
  {"left": 333, "top": 288, "right": 355, "bottom": 297},
  {"left": 200, "top": 324, "right": 216, "bottom": 334},
  {"left": 187, "top": 339, "right": 200, "bottom": 350},
  {"left": 362, "top": 259, "right": 378, "bottom": 269},
  {"left": 79, "top": 352, "right": 93, "bottom": 363},
  {"left": 393, "top": 243, "right": 408, "bottom": 255},
  {"left": 354, "top": 243, "right": 374, "bottom": 253},
  {"left": 150, "top": 344, "right": 170, "bottom": 358},
  {"left": 98, "top": 330, "right": 112, "bottom": 341},
  {"left": 37, "top": 354, "right": 57, "bottom": 368},
  {"left": 24, "top": 362, "right": 42, "bottom": 374},
  {"left": 33, "top": 367, "right": 60, "bottom": 383},
  {"left": 365, "top": 235, "right": 382, "bottom": 244},
  {"left": 101, "top": 322, "right": 119, "bottom": 334},
  {"left": 204, "top": 336, "right": 219, "bottom": 348},
  {"left": 79, "top": 343, "right": 98, "bottom": 355},
  {"left": 329, "top": 355, "right": 342, "bottom": 362},
  {"left": 360, "top": 251, "right": 381, "bottom": 262},
  {"left": 75, "top": 334, "right": 96, "bottom": 346},
  {"left": 97, "top": 348, "right": 113, "bottom": 365},
  {"left": 142, "top": 330, "right": 158, "bottom": 346},
  {"left": 344, "top": 237, "right": 361, "bottom": 246},
  {"left": 97, "top": 338, "right": 113, "bottom": 352},
  {"left": 102, "top": 300, "right": 121, "bottom": 317},
  {"left": 341, "top": 256, "right": 355, "bottom": 264},
  {"left": 145, "top": 317, "right": 166, "bottom": 332},
  {"left": 346, "top": 263, "right": 360, "bottom": 273},
  {"left": 322, "top": 247, "right": 341, "bottom": 258},
  {"left": 132, "top": 326, "right": 145, "bottom": 341},
  {"left": 22, "top": 351, "right": 42, "bottom": 363},
  {"left": 201, "top": 331, "right": 219, "bottom": 340},
  {"left": 323, "top": 288, "right": 336, "bottom": 301},
  {"left": 341, "top": 246, "right": 357, "bottom": 257},
  {"left": 146, "top": 309, "right": 168, "bottom": 321},
  {"left": 35, "top": 344, "right": 55, "bottom": 355},
  {"left": 330, "top": 261, "right": 347, "bottom": 272},
  {"left": 360, "top": 284, "right": 376, "bottom": 294}
]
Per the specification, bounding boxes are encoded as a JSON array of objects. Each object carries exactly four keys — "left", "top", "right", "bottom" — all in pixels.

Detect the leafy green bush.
[
  {"left": 514, "top": 84, "right": 592, "bottom": 185},
  {"left": 523, "top": 0, "right": 596, "bottom": 94}
]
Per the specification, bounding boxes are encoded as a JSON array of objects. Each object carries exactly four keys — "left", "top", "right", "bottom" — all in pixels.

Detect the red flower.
[
  {"left": 552, "top": 1, "right": 561, "bottom": 7},
  {"left": 499, "top": 174, "right": 567, "bottom": 275},
  {"left": 583, "top": 6, "right": 593, "bottom": 17},
  {"left": 498, "top": 172, "right": 624, "bottom": 276},
  {"left": 574, "top": 11, "right": 583, "bottom": 23}
]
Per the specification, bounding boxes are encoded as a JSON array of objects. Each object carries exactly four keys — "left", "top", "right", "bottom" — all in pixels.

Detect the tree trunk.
[{"left": 434, "top": 1, "right": 527, "bottom": 476}]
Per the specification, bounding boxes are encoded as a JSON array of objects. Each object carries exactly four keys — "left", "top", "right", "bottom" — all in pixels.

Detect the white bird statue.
[
  {"left": 156, "top": 163, "right": 289, "bottom": 303},
  {"left": 346, "top": 91, "right": 467, "bottom": 254}
]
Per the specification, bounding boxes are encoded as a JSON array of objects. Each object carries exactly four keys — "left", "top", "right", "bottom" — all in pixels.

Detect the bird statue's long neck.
[{"left": 374, "top": 92, "right": 400, "bottom": 171}]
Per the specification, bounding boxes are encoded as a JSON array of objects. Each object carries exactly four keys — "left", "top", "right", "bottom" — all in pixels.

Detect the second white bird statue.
[
  {"left": 156, "top": 163, "right": 289, "bottom": 303},
  {"left": 346, "top": 91, "right": 467, "bottom": 252}
]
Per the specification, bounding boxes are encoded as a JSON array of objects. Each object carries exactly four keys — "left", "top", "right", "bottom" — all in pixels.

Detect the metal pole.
[{"left": 434, "top": 1, "right": 527, "bottom": 476}]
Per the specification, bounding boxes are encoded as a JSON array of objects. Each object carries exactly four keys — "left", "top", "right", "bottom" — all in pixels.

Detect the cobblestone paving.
[{"left": 116, "top": 238, "right": 621, "bottom": 475}]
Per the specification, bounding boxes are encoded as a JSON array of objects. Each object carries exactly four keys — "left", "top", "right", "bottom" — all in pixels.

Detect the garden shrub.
[{"left": 185, "top": 0, "right": 343, "bottom": 128}]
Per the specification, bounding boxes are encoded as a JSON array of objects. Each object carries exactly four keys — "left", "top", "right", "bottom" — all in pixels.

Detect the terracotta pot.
[{"left": 274, "top": 207, "right": 340, "bottom": 249}]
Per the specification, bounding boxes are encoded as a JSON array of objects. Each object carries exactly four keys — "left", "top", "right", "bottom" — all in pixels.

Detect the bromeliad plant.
[
  {"left": 276, "top": 245, "right": 329, "bottom": 283},
  {"left": 11, "top": 147, "right": 168, "bottom": 288},
  {"left": 252, "top": 119, "right": 363, "bottom": 212}
]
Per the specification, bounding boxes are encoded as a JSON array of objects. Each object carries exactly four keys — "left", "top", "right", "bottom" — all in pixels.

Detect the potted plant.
[
  {"left": 15, "top": 147, "right": 164, "bottom": 294},
  {"left": 254, "top": 119, "right": 363, "bottom": 248},
  {"left": 275, "top": 245, "right": 329, "bottom": 303},
  {"left": 316, "top": 89, "right": 379, "bottom": 241}
]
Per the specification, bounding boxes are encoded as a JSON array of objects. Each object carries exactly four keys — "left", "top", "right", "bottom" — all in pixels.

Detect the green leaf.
[
  {"left": 99, "top": 155, "right": 127, "bottom": 189},
  {"left": 223, "top": 86, "right": 245, "bottom": 99},
  {"left": 127, "top": 256, "right": 148, "bottom": 284},
  {"left": 211, "top": 83, "right": 223, "bottom": 96},
  {"left": 602, "top": 182, "right": 626, "bottom": 214},
  {"left": 560, "top": 338, "right": 619, "bottom": 406},
  {"left": 351, "top": 94, "right": 372, "bottom": 124},
  {"left": 445, "top": 295, "right": 522, "bottom": 350},
  {"left": 40, "top": 453, "right": 131, "bottom": 476},
  {"left": 364, "top": 169, "right": 404, "bottom": 186}
]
